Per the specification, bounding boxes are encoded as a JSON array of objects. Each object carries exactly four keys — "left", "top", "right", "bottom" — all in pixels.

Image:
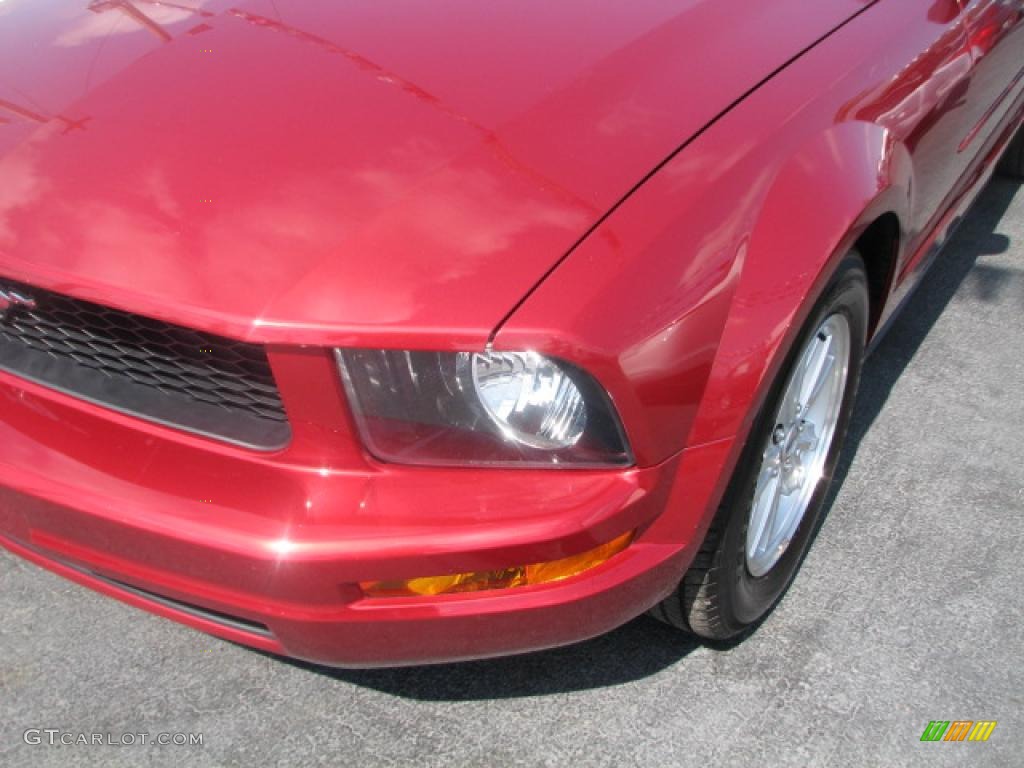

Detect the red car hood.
[{"left": 0, "top": 0, "right": 867, "bottom": 347}]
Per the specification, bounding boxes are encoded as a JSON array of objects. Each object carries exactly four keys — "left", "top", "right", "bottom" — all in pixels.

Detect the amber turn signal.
[{"left": 360, "top": 531, "right": 635, "bottom": 598}]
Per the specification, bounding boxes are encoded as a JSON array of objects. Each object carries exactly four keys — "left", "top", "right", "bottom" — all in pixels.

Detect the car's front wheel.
[{"left": 652, "top": 251, "right": 869, "bottom": 640}]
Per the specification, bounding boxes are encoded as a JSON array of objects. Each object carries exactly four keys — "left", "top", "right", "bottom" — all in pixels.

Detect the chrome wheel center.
[
  {"left": 771, "top": 418, "right": 820, "bottom": 496},
  {"left": 746, "top": 314, "right": 851, "bottom": 578}
]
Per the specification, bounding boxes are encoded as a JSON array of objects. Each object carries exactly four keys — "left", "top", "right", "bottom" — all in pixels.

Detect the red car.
[{"left": 1, "top": 1, "right": 1022, "bottom": 667}]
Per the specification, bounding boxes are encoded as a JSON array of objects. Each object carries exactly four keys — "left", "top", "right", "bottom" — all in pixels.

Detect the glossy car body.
[{"left": 1, "top": 0, "right": 1022, "bottom": 666}]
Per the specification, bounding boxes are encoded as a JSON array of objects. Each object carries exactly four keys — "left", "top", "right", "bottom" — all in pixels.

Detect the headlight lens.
[
  {"left": 469, "top": 351, "right": 586, "bottom": 450},
  {"left": 336, "top": 349, "right": 631, "bottom": 467}
]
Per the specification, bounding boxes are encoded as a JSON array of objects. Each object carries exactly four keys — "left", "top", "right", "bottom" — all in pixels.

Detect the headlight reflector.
[
  {"left": 336, "top": 349, "right": 631, "bottom": 467},
  {"left": 469, "top": 351, "right": 586, "bottom": 450}
]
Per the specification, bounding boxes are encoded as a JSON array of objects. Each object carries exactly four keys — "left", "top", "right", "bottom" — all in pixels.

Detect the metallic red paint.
[
  {"left": 0, "top": 0, "right": 870, "bottom": 347},
  {"left": 0, "top": 0, "right": 1022, "bottom": 665}
]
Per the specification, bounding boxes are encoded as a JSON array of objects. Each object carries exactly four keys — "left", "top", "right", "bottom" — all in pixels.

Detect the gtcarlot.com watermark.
[{"left": 24, "top": 729, "right": 203, "bottom": 747}]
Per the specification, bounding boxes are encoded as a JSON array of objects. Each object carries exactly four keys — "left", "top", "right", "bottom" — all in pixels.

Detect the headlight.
[
  {"left": 468, "top": 351, "right": 586, "bottom": 450},
  {"left": 336, "top": 349, "right": 632, "bottom": 467}
]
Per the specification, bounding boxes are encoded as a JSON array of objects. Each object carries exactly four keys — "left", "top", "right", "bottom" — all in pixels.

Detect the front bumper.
[{"left": 0, "top": 366, "right": 733, "bottom": 667}]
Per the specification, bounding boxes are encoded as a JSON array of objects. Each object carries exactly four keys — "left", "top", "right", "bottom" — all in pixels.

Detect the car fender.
[
  {"left": 687, "top": 120, "right": 913, "bottom": 450},
  {"left": 494, "top": 119, "right": 911, "bottom": 471}
]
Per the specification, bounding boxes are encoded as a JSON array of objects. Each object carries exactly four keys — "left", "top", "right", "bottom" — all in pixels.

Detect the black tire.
[
  {"left": 651, "top": 251, "right": 869, "bottom": 640},
  {"left": 998, "top": 125, "right": 1024, "bottom": 179}
]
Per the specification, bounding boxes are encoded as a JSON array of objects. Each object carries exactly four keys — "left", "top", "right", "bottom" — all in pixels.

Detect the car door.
[
  {"left": 954, "top": 0, "right": 1024, "bottom": 155},
  {"left": 839, "top": 1, "right": 975, "bottom": 248}
]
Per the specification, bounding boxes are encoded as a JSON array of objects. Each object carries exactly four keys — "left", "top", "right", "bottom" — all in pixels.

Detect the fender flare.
[{"left": 688, "top": 119, "right": 913, "bottom": 451}]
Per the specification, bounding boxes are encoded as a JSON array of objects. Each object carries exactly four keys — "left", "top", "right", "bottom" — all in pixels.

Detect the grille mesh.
[{"left": 0, "top": 277, "right": 289, "bottom": 449}]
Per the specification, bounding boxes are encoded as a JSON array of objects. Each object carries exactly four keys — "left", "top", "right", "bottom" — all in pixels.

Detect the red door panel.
[
  {"left": 838, "top": 0, "right": 973, "bottom": 259},
  {"left": 956, "top": 0, "right": 1024, "bottom": 153}
]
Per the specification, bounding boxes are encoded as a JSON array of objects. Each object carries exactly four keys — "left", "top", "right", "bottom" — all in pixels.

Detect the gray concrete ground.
[{"left": 2, "top": 177, "right": 1022, "bottom": 768}]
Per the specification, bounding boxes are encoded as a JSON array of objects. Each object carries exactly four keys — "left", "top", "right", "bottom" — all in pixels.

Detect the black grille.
[{"left": 0, "top": 277, "right": 290, "bottom": 450}]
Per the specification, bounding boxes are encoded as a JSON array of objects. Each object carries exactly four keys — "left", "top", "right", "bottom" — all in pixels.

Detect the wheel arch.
[
  {"left": 854, "top": 212, "right": 903, "bottom": 338},
  {"left": 687, "top": 120, "right": 913, "bottom": 450}
]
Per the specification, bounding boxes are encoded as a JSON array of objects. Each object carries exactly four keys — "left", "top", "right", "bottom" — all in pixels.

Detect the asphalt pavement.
[{"left": 2, "top": 177, "right": 1022, "bottom": 768}]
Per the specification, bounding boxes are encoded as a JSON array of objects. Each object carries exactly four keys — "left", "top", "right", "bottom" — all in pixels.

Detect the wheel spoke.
[
  {"left": 804, "top": 355, "right": 838, "bottom": 416},
  {"left": 797, "top": 332, "right": 832, "bottom": 409},
  {"left": 781, "top": 366, "right": 806, "bottom": 427},
  {"left": 749, "top": 471, "right": 781, "bottom": 558},
  {"left": 765, "top": 478, "right": 789, "bottom": 544}
]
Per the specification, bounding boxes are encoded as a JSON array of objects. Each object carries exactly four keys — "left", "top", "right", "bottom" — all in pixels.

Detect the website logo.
[{"left": 920, "top": 721, "right": 997, "bottom": 742}]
